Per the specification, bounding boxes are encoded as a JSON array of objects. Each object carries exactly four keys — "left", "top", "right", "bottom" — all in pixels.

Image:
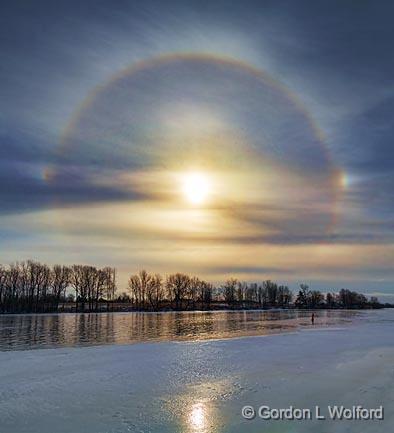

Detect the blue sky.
[{"left": 1, "top": 0, "right": 393, "bottom": 296}]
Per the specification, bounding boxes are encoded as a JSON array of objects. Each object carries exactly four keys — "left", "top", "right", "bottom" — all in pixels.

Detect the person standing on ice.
[{"left": 311, "top": 313, "right": 315, "bottom": 325}]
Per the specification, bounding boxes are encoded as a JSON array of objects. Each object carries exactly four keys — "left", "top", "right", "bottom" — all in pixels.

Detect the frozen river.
[
  {"left": 0, "top": 309, "right": 365, "bottom": 350},
  {"left": 0, "top": 309, "right": 393, "bottom": 433}
]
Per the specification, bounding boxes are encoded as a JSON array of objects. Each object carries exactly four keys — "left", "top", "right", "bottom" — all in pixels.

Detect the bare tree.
[
  {"left": 199, "top": 280, "right": 213, "bottom": 310},
  {"left": 103, "top": 267, "right": 116, "bottom": 311},
  {"left": 277, "top": 285, "right": 292, "bottom": 307},
  {"left": 223, "top": 278, "right": 237, "bottom": 308},
  {"left": 146, "top": 274, "right": 164, "bottom": 310},
  {"left": 70, "top": 265, "right": 87, "bottom": 312},
  {"left": 128, "top": 270, "right": 152, "bottom": 310},
  {"left": 51, "top": 265, "right": 71, "bottom": 311},
  {"left": 263, "top": 280, "right": 278, "bottom": 307},
  {"left": 166, "top": 273, "right": 190, "bottom": 310}
]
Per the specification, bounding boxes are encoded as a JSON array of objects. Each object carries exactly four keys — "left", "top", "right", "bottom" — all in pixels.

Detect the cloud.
[
  {"left": 0, "top": 161, "right": 148, "bottom": 215},
  {"left": 201, "top": 264, "right": 295, "bottom": 276},
  {"left": 1, "top": 0, "right": 394, "bottom": 290}
]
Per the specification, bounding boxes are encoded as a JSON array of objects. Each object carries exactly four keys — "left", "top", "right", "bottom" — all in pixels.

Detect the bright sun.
[{"left": 182, "top": 172, "right": 210, "bottom": 204}]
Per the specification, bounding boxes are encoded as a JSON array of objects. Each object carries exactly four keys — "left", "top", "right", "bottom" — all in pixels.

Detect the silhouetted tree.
[
  {"left": 102, "top": 267, "right": 116, "bottom": 311},
  {"left": 223, "top": 278, "right": 237, "bottom": 308},
  {"left": 146, "top": 274, "right": 164, "bottom": 310},
  {"left": 295, "top": 284, "right": 310, "bottom": 308},
  {"left": 128, "top": 270, "right": 152, "bottom": 310},
  {"left": 310, "top": 290, "right": 324, "bottom": 308},
  {"left": 0, "top": 261, "right": 383, "bottom": 313},
  {"left": 166, "top": 273, "right": 190, "bottom": 310},
  {"left": 325, "top": 292, "right": 336, "bottom": 308},
  {"left": 277, "top": 285, "right": 292, "bottom": 307},
  {"left": 51, "top": 265, "right": 71, "bottom": 311},
  {"left": 263, "top": 280, "right": 278, "bottom": 307},
  {"left": 200, "top": 281, "right": 213, "bottom": 309}
]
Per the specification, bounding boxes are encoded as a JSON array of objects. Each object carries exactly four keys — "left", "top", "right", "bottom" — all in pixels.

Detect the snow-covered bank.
[{"left": 1, "top": 311, "right": 394, "bottom": 433}]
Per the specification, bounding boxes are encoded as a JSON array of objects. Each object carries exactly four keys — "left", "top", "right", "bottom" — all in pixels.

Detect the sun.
[{"left": 181, "top": 172, "right": 210, "bottom": 205}]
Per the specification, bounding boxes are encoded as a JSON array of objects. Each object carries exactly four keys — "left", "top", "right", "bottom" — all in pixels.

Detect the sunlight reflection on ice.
[
  {"left": 165, "top": 379, "right": 236, "bottom": 433},
  {"left": 188, "top": 402, "right": 207, "bottom": 432}
]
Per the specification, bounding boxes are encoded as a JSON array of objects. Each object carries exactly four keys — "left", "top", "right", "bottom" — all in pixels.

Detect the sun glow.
[{"left": 182, "top": 172, "right": 211, "bottom": 205}]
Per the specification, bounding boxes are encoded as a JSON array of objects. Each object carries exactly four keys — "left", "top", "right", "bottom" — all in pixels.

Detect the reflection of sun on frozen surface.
[
  {"left": 188, "top": 402, "right": 207, "bottom": 432},
  {"left": 167, "top": 381, "right": 227, "bottom": 433}
]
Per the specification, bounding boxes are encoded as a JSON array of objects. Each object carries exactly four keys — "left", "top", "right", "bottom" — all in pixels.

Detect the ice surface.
[{"left": 1, "top": 310, "right": 394, "bottom": 433}]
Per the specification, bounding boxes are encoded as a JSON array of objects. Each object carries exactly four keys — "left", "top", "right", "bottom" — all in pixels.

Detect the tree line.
[
  {"left": 0, "top": 261, "right": 382, "bottom": 313},
  {"left": 0, "top": 261, "right": 116, "bottom": 313},
  {"left": 294, "top": 283, "right": 380, "bottom": 309}
]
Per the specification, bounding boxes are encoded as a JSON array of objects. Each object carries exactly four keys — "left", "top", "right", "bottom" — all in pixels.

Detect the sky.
[{"left": 1, "top": 0, "right": 393, "bottom": 298}]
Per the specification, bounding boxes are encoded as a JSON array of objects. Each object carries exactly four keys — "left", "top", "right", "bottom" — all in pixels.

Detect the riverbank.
[{"left": 0, "top": 309, "right": 393, "bottom": 432}]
